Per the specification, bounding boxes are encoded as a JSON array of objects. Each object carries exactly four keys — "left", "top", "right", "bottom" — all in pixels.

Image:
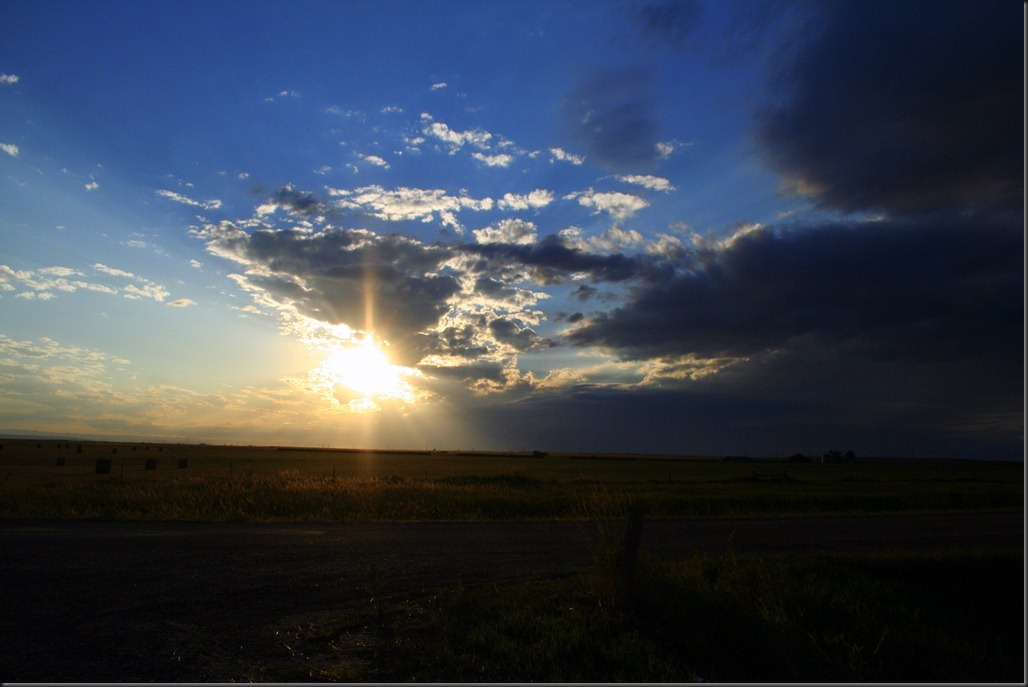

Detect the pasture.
[
  {"left": 1, "top": 439, "right": 1023, "bottom": 682},
  {"left": 0, "top": 439, "right": 1021, "bottom": 521}
]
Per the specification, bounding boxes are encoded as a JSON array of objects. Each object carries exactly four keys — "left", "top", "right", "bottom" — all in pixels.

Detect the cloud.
[
  {"left": 167, "top": 298, "right": 197, "bottom": 308},
  {"left": 496, "top": 189, "right": 554, "bottom": 211},
  {"left": 754, "top": 0, "right": 1020, "bottom": 216},
  {"left": 356, "top": 153, "right": 390, "bottom": 169},
  {"left": 567, "top": 218, "right": 1020, "bottom": 360},
  {"left": 84, "top": 181, "right": 99, "bottom": 191},
  {"left": 549, "top": 147, "right": 584, "bottom": 165},
  {"left": 265, "top": 90, "right": 301, "bottom": 101},
  {"left": 655, "top": 141, "right": 676, "bottom": 159},
  {"left": 189, "top": 259, "right": 203, "bottom": 269},
  {"left": 0, "top": 263, "right": 175, "bottom": 301},
  {"left": 257, "top": 185, "right": 327, "bottom": 219},
  {"left": 565, "top": 188, "right": 648, "bottom": 219},
  {"left": 473, "top": 219, "right": 537, "bottom": 245},
  {"left": 430, "top": 82, "right": 447, "bottom": 91},
  {"left": 617, "top": 174, "right": 674, "bottom": 191},
  {"left": 1, "top": 142, "right": 18, "bottom": 157},
  {"left": 465, "top": 233, "right": 669, "bottom": 287},
  {"left": 562, "top": 216, "right": 1022, "bottom": 448},
  {"left": 420, "top": 113, "right": 493, "bottom": 152},
  {"left": 123, "top": 283, "right": 169, "bottom": 302},
  {"left": 199, "top": 221, "right": 462, "bottom": 365},
  {"left": 92, "top": 263, "right": 135, "bottom": 279},
  {"left": 156, "top": 189, "right": 222, "bottom": 210},
  {"left": 328, "top": 184, "right": 493, "bottom": 230},
  {"left": 0, "top": 73, "right": 19, "bottom": 85},
  {"left": 472, "top": 152, "right": 513, "bottom": 168},
  {"left": 562, "top": 67, "right": 659, "bottom": 172}
]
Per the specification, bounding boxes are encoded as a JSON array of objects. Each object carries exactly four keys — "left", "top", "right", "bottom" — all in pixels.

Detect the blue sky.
[{"left": 0, "top": 1, "right": 1022, "bottom": 459}]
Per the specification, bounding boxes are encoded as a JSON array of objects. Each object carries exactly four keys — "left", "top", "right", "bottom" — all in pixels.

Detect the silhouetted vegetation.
[{"left": 0, "top": 440, "right": 1020, "bottom": 522}]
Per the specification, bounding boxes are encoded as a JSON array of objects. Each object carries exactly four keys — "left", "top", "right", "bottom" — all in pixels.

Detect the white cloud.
[
  {"left": 421, "top": 113, "right": 493, "bottom": 151},
  {"left": 1, "top": 142, "right": 19, "bottom": 157},
  {"left": 617, "top": 174, "right": 675, "bottom": 192},
  {"left": 123, "top": 283, "right": 169, "bottom": 302},
  {"left": 656, "top": 141, "right": 678, "bottom": 159},
  {"left": 328, "top": 185, "right": 493, "bottom": 230},
  {"left": 167, "top": 298, "right": 197, "bottom": 308},
  {"left": 357, "top": 153, "right": 390, "bottom": 168},
  {"left": 92, "top": 263, "right": 135, "bottom": 278},
  {"left": 189, "top": 259, "right": 203, "bottom": 269},
  {"left": 0, "top": 262, "right": 176, "bottom": 302},
  {"left": 644, "top": 233, "right": 685, "bottom": 259},
  {"left": 381, "top": 105, "right": 403, "bottom": 114},
  {"left": 84, "top": 181, "right": 100, "bottom": 191},
  {"left": 589, "top": 226, "right": 645, "bottom": 253},
  {"left": 549, "top": 147, "right": 584, "bottom": 165},
  {"left": 238, "top": 172, "right": 250, "bottom": 180},
  {"left": 156, "top": 189, "right": 222, "bottom": 210},
  {"left": 325, "top": 106, "right": 363, "bottom": 118},
  {"left": 565, "top": 189, "right": 649, "bottom": 220},
  {"left": 430, "top": 82, "right": 448, "bottom": 91},
  {"left": 0, "top": 74, "right": 19, "bottom": 84},
  {"left": 497, "top": 189, "right": 555, "bottom": 211},
  {"left": 266, "top": 90, "right": 301, "bottom": 101},
  {"left": 472, "top": 152, "right": 513, "bottom": 168},
  {"left": 473, "top": 218, "right": 538, "bottom": 245}
]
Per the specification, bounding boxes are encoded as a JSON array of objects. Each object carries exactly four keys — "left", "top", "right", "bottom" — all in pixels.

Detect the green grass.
[
  {"left": 0, "top": 440, "right": 1021, "bottom": 521},
  {"left": 263, "top": 548, "right": 1023, "bottom": 682}
]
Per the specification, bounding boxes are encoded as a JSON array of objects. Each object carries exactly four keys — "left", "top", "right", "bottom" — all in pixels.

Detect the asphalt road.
[{"left": 1, "top": 512, "right": 1022, "bottom": 682}]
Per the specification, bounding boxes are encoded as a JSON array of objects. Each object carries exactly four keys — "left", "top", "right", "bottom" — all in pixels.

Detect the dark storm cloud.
[
  {"left": 565, "top": 217, "right": 1022, "bottom": 365},
  {"left": 755, "top": 0, "right": 1022, "bottom": 215},
  {"left": 562, "top": 67, "right": 660, "bottom": 172},
  {"left": 466, "top": 234, "right": 671, "bottom": 286},
  {"left": 560, "top": 213, "right": 1022, "bottom": 456}
]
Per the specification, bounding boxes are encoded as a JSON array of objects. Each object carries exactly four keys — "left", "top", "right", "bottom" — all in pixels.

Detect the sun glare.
[
  {"left": 325, "top": 343, "right": 398, "bottom": 396},
  {"left": 315, "top": 339, "right": 421, "bottom": 412}
]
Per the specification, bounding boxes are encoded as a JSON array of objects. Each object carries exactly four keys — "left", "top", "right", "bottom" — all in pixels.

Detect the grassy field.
[
  {"left": 2, "top": 438, "right": 1023, "bottom": 682},
  {"left": 276, "top": 547, "right": 1022, "bottom": 683},
  {"left": 0, "top": 439, "right": 1021, "bottom": 521}
]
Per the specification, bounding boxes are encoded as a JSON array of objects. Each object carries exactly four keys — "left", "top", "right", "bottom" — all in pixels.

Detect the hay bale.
[
  {"left": 145, "top": 458, "right": 157, "bottom": 470},
  {"left": 177, "top": 458, "right": 188, "bottom": 469},
  {"left": 56, "top": 456, "right": 65, "bottom": 467},
  {"left": 95, "top": 458, "right": 112, "bottom": 474}
]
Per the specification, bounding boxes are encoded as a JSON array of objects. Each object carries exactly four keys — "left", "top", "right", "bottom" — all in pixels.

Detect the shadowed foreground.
[{"left": 1, "top": 513, "right": 1022, "bottom": 682}]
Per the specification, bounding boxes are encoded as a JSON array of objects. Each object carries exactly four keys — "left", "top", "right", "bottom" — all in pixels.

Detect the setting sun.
[{"left": 314, "top": 339, "right": 421, "bottom": 411}]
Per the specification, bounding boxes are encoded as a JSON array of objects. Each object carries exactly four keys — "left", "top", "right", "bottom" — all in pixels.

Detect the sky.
[{"left": 0, "top": 0, "right": 1022, "bottom": 459}]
